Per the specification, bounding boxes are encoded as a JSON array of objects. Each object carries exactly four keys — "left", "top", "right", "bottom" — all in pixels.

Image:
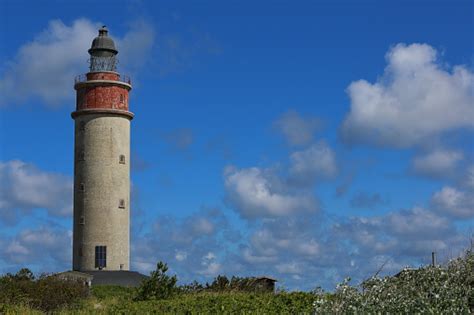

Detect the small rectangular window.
[
  {"left": 95, "top": 246, "right": 107, "bottom": 269},
  {"left": 119, "top": 199, "right": 125, "bottom": 209},
  {"left": 79, "top": 121, "right": 86, "bottom": 131},
  {"left": 119, "top": 155, "right": 126, "bottom": 164},
  {"left": 79, "top": 183, "right": 85, "bottom": 192},
  {"left": 78, "top": 151, "right": 85, "bottom": 161},
  {"left": 120, "top": 94, "right": 124, "bottom": 103},
  {"left": 79, "top": 245, "right": 83, "bottom": 257},
  {"left": 80, "top": 216, "right": 85, "bottom": 225}
]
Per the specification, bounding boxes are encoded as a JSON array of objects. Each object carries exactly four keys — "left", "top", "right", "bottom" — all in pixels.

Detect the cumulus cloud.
[
  {"left": 341, "top": 43, "right": 474, "bottom": 147},
  {"left": 0, "top": 160, "right": 72, "bottom": 224},
  {"left": 198, "top": 252, "right": 222, "bottom": 276},
  {"left": 132, "top": 208, "right": 235, "bottom": 283},
  {"left": 273, "top": 110, "right": 321, "bottom": 146},
  {"left": 462, "top": 165, "right": 474, "bottom": 190},
  {"left": 0, "top": 18, "right": 155, "bottom": 107},
  {"left": 411, "top": 149, "right": 463, "bottom": 179},
  {"left": 234, "top": 205, "right": 469, "bottom": 290},
  {"left": 224, "top": 166, "right": 317, "bottom": 218},
  {"left": 334, "top": 207, "right": 467, "bottom": 270},
  {"left": 431, "top": 186, "right": 474, "bottom": 219},
  {"left": 289, "top": 141, "right": 338, "bottom": 185},
  {"left": 0, "top": 226, "right": 71, "bottom": 273}
]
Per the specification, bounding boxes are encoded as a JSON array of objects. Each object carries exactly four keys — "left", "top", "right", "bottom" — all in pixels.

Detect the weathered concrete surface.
[{"left": 72, "top": 114, "right": 130, "bottom": 271}]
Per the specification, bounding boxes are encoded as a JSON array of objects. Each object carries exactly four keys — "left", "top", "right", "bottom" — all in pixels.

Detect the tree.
[{"left": 135, "top": 261, "right": 178, "bottom": 300}]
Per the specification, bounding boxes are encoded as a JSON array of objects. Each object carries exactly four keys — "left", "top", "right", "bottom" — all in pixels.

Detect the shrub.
[
  {"left": 112, "top": 291, "right": 315, "bottom": 314},
  {"left": 135, "top": 261, "right": 178, "bottom": 301},
  {"left": 313, "top": 249, "right": 474, "bottom": 314},
  {"left": 92, "top": 285, "right": 136, "bottom": 300},
  {"left": 0, "top": 268, "right": 89, "bottom": 312}
]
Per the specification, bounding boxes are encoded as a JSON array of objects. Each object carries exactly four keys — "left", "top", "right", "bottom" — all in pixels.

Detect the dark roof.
[
  {"left": 82, "top": 270, "right": 148, "bottom": 287},
  {"left": 255, "top": 276, "right": 277, "bottom": 282},
  {"left": 88, "top": 26, "right": 117, "bottom": 56}
]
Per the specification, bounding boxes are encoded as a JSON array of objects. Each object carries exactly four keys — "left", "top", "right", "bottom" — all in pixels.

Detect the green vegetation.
[
  {"left": 0, "top": 268, "right": 89, "bottom": 313},
  {"left": 1, "top": 249, "right": 472, "bottom": 314}
]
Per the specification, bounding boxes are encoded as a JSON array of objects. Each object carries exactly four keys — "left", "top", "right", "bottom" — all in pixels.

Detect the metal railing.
[{"left": 74, "top": 73, "right": 131, "bottom": 85}]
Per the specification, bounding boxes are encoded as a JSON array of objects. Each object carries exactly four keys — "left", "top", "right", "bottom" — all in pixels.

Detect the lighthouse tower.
[{"left": 72, "top": 27, "right": 132, "bottom": 272}]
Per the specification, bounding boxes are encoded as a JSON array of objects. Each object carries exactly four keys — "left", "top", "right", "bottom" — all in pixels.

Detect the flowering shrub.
[{"left": 313, "top": 250, "right": 473, "bottom": 314}]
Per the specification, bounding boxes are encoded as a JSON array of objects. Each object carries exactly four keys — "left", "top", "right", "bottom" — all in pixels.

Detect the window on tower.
[
  {"left": 119, "top": 154, "right": 126, "bottom": 164},
  {"left": 119, "top": 199, "right": 125, "bottom": 209},
  {"left": 79, "top": 183, "right": 85, "bottom": 192},
  {"left": 79, "top": 121, "right": 86, "bottom": 131},
  {"left": 80, "top": 216, "right": 85, "bottom": 225},
  {"left": 95, "top": 246, "right": 107, "bottom": 269},
  {"left": 120, "top": 94, "right": 124, "bottom": 103}
]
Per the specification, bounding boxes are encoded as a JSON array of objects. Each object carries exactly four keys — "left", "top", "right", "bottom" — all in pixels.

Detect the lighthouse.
[{"left": 72, "top": 27, "right": 132, "bottom": 272}]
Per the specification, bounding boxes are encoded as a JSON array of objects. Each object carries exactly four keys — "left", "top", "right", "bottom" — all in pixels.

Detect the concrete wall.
[{"left": 73, "top": 113, "right": 130, "bottom": 271}]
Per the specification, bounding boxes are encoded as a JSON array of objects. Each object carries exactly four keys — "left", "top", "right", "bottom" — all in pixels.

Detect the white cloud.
[
  {"left": 341, "top": 43, "right": 474, "bottom": 147},
  {"left": 431, "top": 186, "right": 474, "bottom": 218},
  {"left": 1, "top": 226, "right": 71, "bottom": 270},
  {"left": 276, "top": 262, "right": 302, "bottom": 275},
  {"left": 0, "top": 18, "right": 155, "bottom": 107},
  {"left": 386, "top": 207, "right": 453, "bottom": 238},
  {"left": 191, "top": 217, "right": 214, "bottom": 235},
  {"left": 198, "top": 252, "right": 221, "bottom": 276},
  {"left": 411, "top": 149, "right": 463, "bottom": 178},
  {"left": 224, "top": 166, "right": 317, "bottom": 218},
  {"left": 463, "top": 165, "right": 474, "bottom": 190},
  {"left": 0, "top": 160, "right": 72, "bottom": 223},
  {"left": 289, "top": 141, "right": 337, "bottom": 184},
  {"left": 175, "top": 251, "right": 188, "bottom": 262},
  {"left": 273, "top": 110, "right": 321, "bottom": 146}
]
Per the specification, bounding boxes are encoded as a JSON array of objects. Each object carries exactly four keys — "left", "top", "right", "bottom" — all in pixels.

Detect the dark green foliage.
[
  {"left": 92, "top": 285, "right": 136, "bottom": 300},
  {"left": 181, "top": 275, "right": 274, "bottom": 293},
  {"left": 135, "top": 261, "right": 178, "bottom": 301},
  {"left": 111, "top": 291, "right": 315, "bottom": 314},
  {"left": 0, "top": 268, "right": 89, "bottom": 312}
]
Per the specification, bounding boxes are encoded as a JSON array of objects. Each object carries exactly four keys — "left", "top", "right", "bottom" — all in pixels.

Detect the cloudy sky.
[{"left": 0, "top": 0, "right": 472, "bottom": 290}]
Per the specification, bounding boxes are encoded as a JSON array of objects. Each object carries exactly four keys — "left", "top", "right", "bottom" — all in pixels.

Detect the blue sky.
[{"left": 0, "top": 0, "right": 473, "bottom": 290}]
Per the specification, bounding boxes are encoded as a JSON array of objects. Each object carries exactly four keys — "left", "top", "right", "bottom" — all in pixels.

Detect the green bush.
[
  {"left": 0, "top": 268, "right": 89, "bottom": 312},
  {"left": 135, "top": 261, "right": 178, "bottom": 301},
  {"left": 92, "top": 285, "right": 136, "bottom": 300},
  {"left": 112, "top": 291, "right": 315, "bottom": 314}
]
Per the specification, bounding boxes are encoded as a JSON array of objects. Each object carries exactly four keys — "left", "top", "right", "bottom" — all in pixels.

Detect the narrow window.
[
  {"left": 95, "top": 246, "right": 107, "bottom": 269},
  {"left": 120, "top": 264, "right": 124, "bottom": 270},
  {"left": 79, "top": 183, "right": 85, "bottom": 192},
  {"left": 79, "top": 245, "right": 83, "bottom": 257},
  {"left": 119, "top": 199, "right": 125, "bottom": 209},
  {"left": 80, "top": 216, "right": 85, "bottom": 225},
  {"left": 79, "top": 121, "right": 86, "bottom": 131},
  {"left": 119, "top": 154, "right": 126, "bottom": 164},
  {"left": 120, "top": 94, "right": 124, "bottom": 103},
  {"left": 78, "top": 151, "right": 85, "bottom": 161}
]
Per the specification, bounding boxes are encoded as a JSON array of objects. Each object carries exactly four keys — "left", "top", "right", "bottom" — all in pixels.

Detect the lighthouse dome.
[{"left": 88, "top": 26, "right": 117, "bottom": 57}]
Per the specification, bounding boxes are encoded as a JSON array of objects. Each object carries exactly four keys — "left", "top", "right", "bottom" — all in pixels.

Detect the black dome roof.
[{"left": 88, "top": 26, "right": 117, "bottom": 56}]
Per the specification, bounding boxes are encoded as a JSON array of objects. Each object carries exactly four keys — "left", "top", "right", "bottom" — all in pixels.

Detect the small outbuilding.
[
  {"left": 54, "top": 271, "right": 94, "bottom": 287},
  {"left": 253, "top": 276, "right": 277, "bottom": 293}
]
